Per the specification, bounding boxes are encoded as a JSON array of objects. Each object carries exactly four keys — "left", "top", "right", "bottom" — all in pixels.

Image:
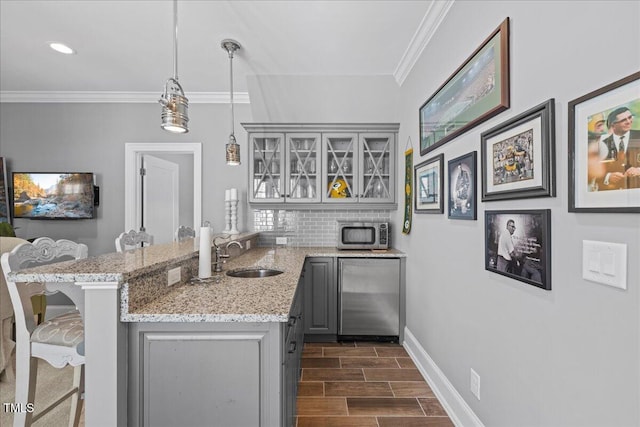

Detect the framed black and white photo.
[
  {"left": 481, "top": 99, "right": 555, "bottom": 201},
  {"left": 448, "top": 151, "right": 476, "bottom": 220},
  {"left": 568, "top": 71, "right": 640, "bottom": 213},
  {"left": 485, "top": 209, "right": 551, "bottom": 291},
  {"left": 414, "top": 154, "right": 444, "bottom": 214}
]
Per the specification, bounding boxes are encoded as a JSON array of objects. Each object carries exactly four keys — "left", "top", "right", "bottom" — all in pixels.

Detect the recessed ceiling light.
[{"left": 49, "top": 42, "right": 76, "bottom": 55}]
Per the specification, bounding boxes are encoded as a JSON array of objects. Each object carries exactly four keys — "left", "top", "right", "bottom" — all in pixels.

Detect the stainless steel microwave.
[{"left": 337, "top": 221, "right": 390, "bottom": 250}]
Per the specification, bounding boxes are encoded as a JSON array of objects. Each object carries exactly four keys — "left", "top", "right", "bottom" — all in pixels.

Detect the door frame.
[{"left": 125, "top": 142, "right": 202, "bottom": 236}]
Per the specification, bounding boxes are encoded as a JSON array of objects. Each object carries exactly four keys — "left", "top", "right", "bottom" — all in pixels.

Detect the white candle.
[
  {"left": 225, "top": 189, "right": 231, "bottom": 201},
  {"left": 198, "top": 226, "right": 212, "bottom": 279},
  {"left": 230, "top": 188, "right": 238, "bottom": 200}
]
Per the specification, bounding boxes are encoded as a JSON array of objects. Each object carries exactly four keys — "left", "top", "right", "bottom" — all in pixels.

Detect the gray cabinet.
[
  {"left": 323, "top": 132, "right": 396, "bottom": 204},
  {"left": 303, "top": 257, "right": 337, "bottom": 339},
  {"left": 243, "top": 123, "right": 399, "bottom": 208},
  {"left": 247, "top": 132, "right": 322, "bottom": 204},
  {"left": 127, "top": 322, "right": 281, "bottom": 426},
  {"left": 322, "top": 133, "right": 358, "bottom": 204},
  {"left": 128, "top": 283, "right": 305, "bottom": 427},
  {"left": 285, "top": 133, "right": 322, "bottom": 203},
  {"left": 282, "top": 278, "right": 304, "bottom": 427},
  {"left": 248, "top": 132, "right": 286, "bottom": 202},
  {"left": 358, "top": 133, "right": 396, "bottom": 204}
]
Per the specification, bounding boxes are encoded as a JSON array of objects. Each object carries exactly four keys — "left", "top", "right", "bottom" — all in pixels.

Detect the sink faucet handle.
[
  {"left": 213, "top": 246, "right": 230, "bottom": 273},
  {"left": 215, "top": 246, "right": 230, "bottom": 258}
]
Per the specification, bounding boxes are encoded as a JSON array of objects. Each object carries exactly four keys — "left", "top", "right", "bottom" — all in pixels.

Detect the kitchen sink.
[{"left": 226, "top": 267, "right": 284, "bottom": 278}]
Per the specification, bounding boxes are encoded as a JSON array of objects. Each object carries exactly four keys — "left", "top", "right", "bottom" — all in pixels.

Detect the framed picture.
[
  {"left": 481, "top": 99, "right": 556, "bottom": 201},
  {"left": 419, "top": 17, "right": 510, "bottom": 156},
  {"left": 485, "top": 209, "right": 551, "bottom": 291},
  {"left": 568, "top": 71, "right": 640, "bottom": 213},
  {"left": 414, "top": 154, "right": 444, "bottom": 214},
  {"left": 0, "top": 157, "right": 9, "bottom": 224},
  {"left": 448, "top": 151, "right": 477, "bottom": 220}
]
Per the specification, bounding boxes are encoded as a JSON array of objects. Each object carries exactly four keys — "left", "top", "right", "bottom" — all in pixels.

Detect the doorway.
[
  {"left": 141, "top": 154, "right": 179, "bottom": 244},
  {"left": 124, "top": 143, "right": 202, "bottom": 241}
]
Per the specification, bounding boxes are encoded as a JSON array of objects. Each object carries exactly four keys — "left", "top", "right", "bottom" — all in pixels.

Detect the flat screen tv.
[{"left": 12, "top": 172, "right": 94, "bottom": 219}]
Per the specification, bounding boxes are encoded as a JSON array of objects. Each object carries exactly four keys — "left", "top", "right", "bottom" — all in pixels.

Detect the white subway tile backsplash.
[{"left": 253, "top": 209, "right": 392, "bottom": 247}]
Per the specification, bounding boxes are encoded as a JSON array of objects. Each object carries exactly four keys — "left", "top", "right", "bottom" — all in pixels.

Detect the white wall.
[
  {"left": 0, "top": 102, "right": 251, "bottom": 255},
  {"left": 247, "top": 75, "right": 399, "bottom": 122},
  {"left": 393, "top": 1, "right": 639, "bottom": 426}
]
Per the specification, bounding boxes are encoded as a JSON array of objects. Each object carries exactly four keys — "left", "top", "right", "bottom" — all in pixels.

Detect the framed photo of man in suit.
[{"left": 569, "top": 71, "right": 640, "bottom": 213}]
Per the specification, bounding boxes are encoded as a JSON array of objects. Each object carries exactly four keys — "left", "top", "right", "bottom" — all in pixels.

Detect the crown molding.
[
  {"left": 2, "top": 3, "right": 453, "bottom": 99},
  {"left": 0, "top": 91, "right": 250, "bottom": 104},
  {"left": 393, "top": 0, "right": 455, "bottom": 86}
]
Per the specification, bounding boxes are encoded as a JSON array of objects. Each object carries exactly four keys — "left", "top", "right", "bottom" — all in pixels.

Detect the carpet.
[{"left": 0, "top": 354, "right": 84, "bottom": 426}]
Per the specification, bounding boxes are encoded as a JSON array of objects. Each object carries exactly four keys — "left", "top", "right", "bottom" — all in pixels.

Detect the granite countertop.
[
  {"left": 123, "top": 246, "right": 406, "bottom": 323},
  {"left": 7, "top": 236, "right": 405, "bottom": 324},
  {"left": 6, "top": 232, "right": 259, "bottom": 284}
]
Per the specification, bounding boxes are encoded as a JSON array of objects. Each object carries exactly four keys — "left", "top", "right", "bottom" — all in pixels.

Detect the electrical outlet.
[
  {"left": 470, "top": 368, "right": 480, "bottom": 400},
  {"left": 245, "top": 240, "right": 251, "bottom": 250},
  {"left": 167, "top": 267, "right": 181, "bottom": 286},
  {"left": 276, "top": 237, "right": 287, "bottom": 245}
]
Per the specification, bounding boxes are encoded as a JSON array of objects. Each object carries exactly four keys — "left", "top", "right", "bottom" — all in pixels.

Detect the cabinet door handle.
[
  {"left": 288, "top": 341, "right": 297, "bottom": 353},
  {"left": 288, "top": 316, "right": 297, "bottom": 327}
]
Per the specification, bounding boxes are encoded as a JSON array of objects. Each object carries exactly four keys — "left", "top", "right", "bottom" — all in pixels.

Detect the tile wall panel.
[{"left": 253, "top": 209, "right": 392, "bottom": 247}]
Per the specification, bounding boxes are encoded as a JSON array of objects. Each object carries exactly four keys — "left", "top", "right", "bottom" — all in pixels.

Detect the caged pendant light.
[
  {"left": 159, "top": 0, "right": 189, "bottom": 133},
  {"left": 222, "top": 39, "right": 241, "bottom": 165}
]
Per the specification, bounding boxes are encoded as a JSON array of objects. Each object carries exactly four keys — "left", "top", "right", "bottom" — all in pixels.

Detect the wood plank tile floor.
[{"left": 297, "top": 342, "right": 454, "bottom": 427}]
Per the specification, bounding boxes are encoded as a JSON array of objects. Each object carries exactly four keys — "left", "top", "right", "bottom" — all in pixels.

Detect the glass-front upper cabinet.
[
  {"left": 322, "top": 133, "right": 359, "bottom": 204},
  {"left": 249, "top": 133, "right": 284, "bottom": 203},
  {"left": 285, "top": 133, "right": 321, "bottom": 203},
  {"left": 245, "top": 123, "right": 398, "bottom": 207},
  {"left": 358, "top": 133, "right": 395, "bottom": 203}
]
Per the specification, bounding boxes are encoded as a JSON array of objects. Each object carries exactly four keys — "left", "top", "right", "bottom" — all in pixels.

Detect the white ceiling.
[{"left": 0, "top": 0, "right": 451, "bottom": 99}]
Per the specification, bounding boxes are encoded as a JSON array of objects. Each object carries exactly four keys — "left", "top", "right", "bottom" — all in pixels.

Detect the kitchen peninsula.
[{"left": 8, "top": 235, "right": 405, "bottom": 426}]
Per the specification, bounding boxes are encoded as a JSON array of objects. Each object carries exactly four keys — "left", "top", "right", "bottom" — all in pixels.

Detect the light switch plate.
[{"left": 582, "top": 240, "right": 627, "bottom": 290}]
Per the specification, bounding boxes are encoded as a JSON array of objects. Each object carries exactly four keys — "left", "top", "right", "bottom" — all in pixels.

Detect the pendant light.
[
  {"left": 159, "top": 0, "right": 189, "bottom": 133},
  {"left": 222, "top": 39, "right": 241, "bottom": 165}
]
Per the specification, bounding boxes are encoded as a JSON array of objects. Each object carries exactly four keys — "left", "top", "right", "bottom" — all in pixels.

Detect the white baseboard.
[{"left": 403, "top": 327, "right": 484, "bottom": 427}]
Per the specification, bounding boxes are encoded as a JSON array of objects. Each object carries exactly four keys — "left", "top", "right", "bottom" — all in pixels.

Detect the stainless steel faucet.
[
  {"left": 226, "top": 240, "right": 243, "bottom": 251},
  {"left": 212, "top": 237, "right": 243, "bottom": 273}
]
